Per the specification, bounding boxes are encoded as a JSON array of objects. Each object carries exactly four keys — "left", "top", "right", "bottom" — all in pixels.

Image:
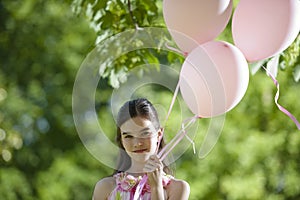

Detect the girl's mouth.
[{"left": 133, "top": 149, "right": 148, "bottom": 153}]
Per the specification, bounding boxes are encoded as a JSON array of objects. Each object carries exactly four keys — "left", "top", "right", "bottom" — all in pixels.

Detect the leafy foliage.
[
  {"left": 280, "top": 34, "right": 300, "bottom": 82},
  {"left": 71, "top": 0, "right": 183, "bottom": 88},
  {"left": 0, "top": 0, "right": 99, "bottom": 198}
]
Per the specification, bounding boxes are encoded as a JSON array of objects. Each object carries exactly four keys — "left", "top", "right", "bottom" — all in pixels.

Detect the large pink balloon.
[
  {"left": 179, "top": 41, "right": 249, "bottom": 118},
  {"left": 163, "top": 0, "right": 233, "bottom": 53},
  {"left": 232, "top": 0, "right": 300, "bottom": 62}
]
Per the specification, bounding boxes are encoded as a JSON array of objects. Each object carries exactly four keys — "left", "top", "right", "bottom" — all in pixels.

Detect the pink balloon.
[
  {"left": 232, "top": 0, "right": 300, "bottom": 62},
  {"left": 163, "top": 0, "right": 233, "bottom": 53},
  {"left": 179, "top": 41, "right": 249, "bottom": 118}
]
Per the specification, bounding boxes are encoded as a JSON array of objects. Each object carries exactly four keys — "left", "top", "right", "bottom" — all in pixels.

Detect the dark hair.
[{"left": 113, "top": 98, "right": 172, "bottom": 175}]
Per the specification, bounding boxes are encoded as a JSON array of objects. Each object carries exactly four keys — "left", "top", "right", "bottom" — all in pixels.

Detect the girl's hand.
[{"left": 143, "top": 155, "right": 164, "bottom": 189}]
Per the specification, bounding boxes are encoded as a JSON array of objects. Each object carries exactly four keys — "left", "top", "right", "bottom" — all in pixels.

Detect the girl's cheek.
[
  {"left": 149, "top": 140, "right": 158, "bottom": 151},
  {"left": 122, "top": 140, "right": 131, "bottom": 150}
]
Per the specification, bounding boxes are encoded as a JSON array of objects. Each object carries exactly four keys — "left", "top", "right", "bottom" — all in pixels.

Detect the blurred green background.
[{"left": 1, "top": 0, "right": 300, "bottom": 199}]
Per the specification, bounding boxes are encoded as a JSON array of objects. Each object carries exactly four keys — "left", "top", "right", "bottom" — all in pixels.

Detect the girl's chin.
[{"left": 128, "top": 152, "right": 153, "bottom": 162}]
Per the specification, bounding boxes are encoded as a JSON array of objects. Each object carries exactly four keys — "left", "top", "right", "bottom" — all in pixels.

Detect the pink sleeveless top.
[{"left": 108, "top": 172, "right": 173, "bottom": 200}]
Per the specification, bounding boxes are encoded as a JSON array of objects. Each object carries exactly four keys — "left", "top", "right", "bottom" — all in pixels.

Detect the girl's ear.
[{"left": 157, "top": 127, "right": 164, "bottom": 141}]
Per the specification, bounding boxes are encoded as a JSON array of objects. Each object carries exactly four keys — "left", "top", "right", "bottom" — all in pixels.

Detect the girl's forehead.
[{"left": 120, "top": 117, "right": 155, "bottom": 133}]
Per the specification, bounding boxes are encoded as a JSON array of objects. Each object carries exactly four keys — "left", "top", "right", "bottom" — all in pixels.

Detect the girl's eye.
[
  {"left": 142, "top": 132, "right": 151, "bottom": 136},
  {"left": 124, "top": 135, "right": 133, "bottom": 139}
]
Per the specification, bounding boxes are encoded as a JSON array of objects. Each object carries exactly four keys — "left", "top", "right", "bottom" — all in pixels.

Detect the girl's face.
[{"left": 120, "top": 117, "right": 162, "bottom": 163}]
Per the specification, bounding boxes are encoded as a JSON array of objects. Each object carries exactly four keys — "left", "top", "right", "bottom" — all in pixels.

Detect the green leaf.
[
  {"left": 92, "top": 0, "right": 108, "bottom": 14},
  {"left": 100, "top": 11, "right": 114, "bottom": 29}
]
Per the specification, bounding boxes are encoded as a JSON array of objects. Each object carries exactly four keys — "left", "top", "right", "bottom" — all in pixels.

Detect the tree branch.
[{"left": 127, "top": 0, "right": 140, "bottom": 30}]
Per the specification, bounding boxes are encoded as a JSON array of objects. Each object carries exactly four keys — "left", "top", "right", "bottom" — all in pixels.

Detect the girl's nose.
[{"left": 133, "top": 138, "right": 144, "bottom": 146}]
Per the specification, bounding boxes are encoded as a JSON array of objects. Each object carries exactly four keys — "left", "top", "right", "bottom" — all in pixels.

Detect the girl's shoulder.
[
  {"left": 93, "top": 176, "right": 116, "bottom": 200},
  {"left": 95, "top": 176, "right": 116, "bottom": 187},
  {"left": 170, "top": 178, "right": 190, "bottom": 189},
  {"left": 166, "top": 178, "right": 190, "bottom": 199}
]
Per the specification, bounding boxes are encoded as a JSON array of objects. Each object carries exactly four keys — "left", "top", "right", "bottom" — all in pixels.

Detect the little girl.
[{"left": 93, "top": 98, "right": 190, "bottom": 199}]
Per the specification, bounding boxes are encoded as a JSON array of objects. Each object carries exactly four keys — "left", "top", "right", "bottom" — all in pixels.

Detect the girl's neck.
[
  {"left": 124, "top": 171, "right": 145, "bottom": 177},
  {"left": 126, "top": 161, "right": 146, "bottom": 175}
]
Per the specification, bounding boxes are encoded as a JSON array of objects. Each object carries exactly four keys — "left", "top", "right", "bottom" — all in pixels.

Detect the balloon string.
[
  {"left": 262, "top": 66, "right": 300, "bottom": 130},
  {"left": 156, "top": 82, "right": 179, "bottom": 157},
  {"left": 164, "top": 42, "right": 188, "bottom": 57},
  {"left": 158, "top": 112, "right": 191, "bottom": 160},
  {"left": 165, "top": 82, "right": 179, "bottom": 123},
  {"left": 159, "top": 115, "right": 199, "bottom": 161},
  {"left": 133, "top": 174, "right": 148, "bottom": 200},
  {"left": 159, "top": 116, "right": 198, "bottom": 161},
  {"left": 181, "top": 119, "right": 196, "bottom": 154}
]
